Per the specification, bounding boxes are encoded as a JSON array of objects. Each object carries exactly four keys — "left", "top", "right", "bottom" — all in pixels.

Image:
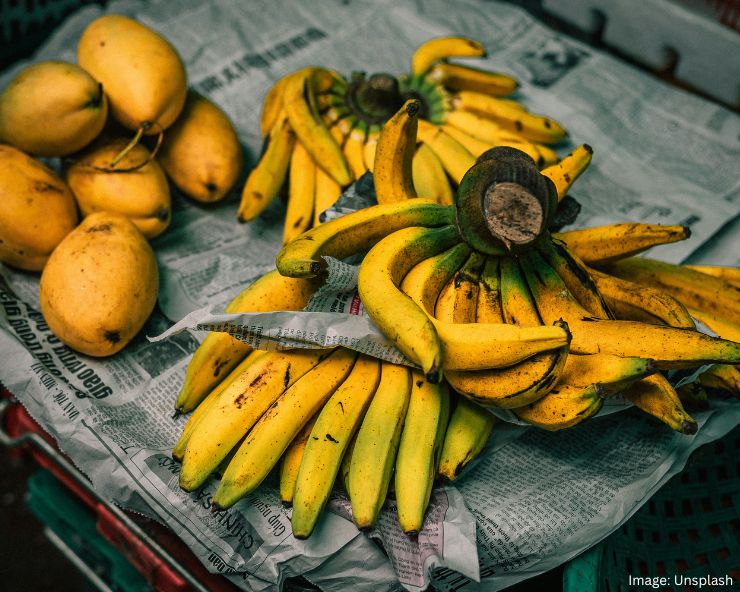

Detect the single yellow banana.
[
  {"left": 541, "top": 145, "right": 593, "bottom": 201},
  {"left": 699, "top": 364, "right": 740, "bottom": 394},
  {"left": 176, "top": 270, "right": 319, "bottom": 412},
  {"left": 555, "top": 224, "right": 691, "bottom": 266},
  {"left": 180, "top": 349, "right": 328, "bottom": 491},
  {"left": 349, "top": 362, "right": 412, "bottom": 529},
  {"left": 684, "top": 265, "right": 740, "bottom": 289},
  {"left": 427, "top": 62, "right": 517, "bottom": 96},
  {"left": 342, "top": 121, "right": 368, "bottom": 180},
  {"left": 313, "top": 165, "right": 343, "bottom": 226},
  {"left": 476, "top": 257, "right": 504, "bottom": 323},
  {"left": 363, "top": 124, "right": 380, "bottom": 172},
  {"left": 623, "top": 374, "right": 698, "bottom": 434},
  {"left": 283, "top": 68, "right": 352, "bottom": 186},
  {"left": 438, "top": 395, "right": 495, "bottom": 480},
  {"left": 416, "top": 119, "right": 476, "bottom": 184},
  {"left": 687, "top": 308, "right": 740, "bottom": 342},
  {"left": 279, "top": 413, "right": 319, "bottom": 504},
  {"left": 395, "top": 372, "right": 450, "bottom": 534},
  {"left": 412, "top": 143, "right": 455, "bottom": 205},
  {"left": 589, "top": 268, "right": 695, "bottom": 329},
  {"left": 514, "top": 384, "right": 604, "bottom": 430},
  {"left": 260, "top": 74, "right": 290, "bottom": 137},
  {"left": 440, "top": 124, "right": 491, "bottom": 158},
  {"left": 441, "top": 252, "right": 487, "bottom": 324},
  {"left": 276, "top": 199, "right": 454, "bottom": 278},
  {"left": 411, "top": 36, "right": 486, "bottom": 76},
  {"left": 237, "top": 113, "right": 295, "bottom": 222},
  {"left": 374, "top": 99, "right": 420, "bottom": 204},
  {"left": 601, "top": 258, "right": 740, "bottom": 326},
  {"left": 292, "top": 356, "right": 381, "bottom": 538},
  {"left": 213, "top": 348, "right": 358, "bottom": 509},
  {"left": 358, "top": 225, "right": 462, "bottom": 382},
  {"left": 558, "top": 353, "right": 655, "bottom": 395},
  {"left": 536, "top": 144, "right": 559, "bottom": 167},
  {"left": 283, "top": 140, "right": 316, "bottom": 245},
  {"left": 340, "top": 430, "right": 358, "bottom": 498},
  {"left": 521, "top": 251, "right": 740, "bottom": 368}
]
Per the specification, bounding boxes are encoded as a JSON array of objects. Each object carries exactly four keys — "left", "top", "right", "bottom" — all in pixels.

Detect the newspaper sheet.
[{"left": 1, "top": 0, "right": 739, "bottom": 590}]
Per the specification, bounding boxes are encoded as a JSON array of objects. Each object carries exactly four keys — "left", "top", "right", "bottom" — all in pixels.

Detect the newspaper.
[{"left": 1, "top": 0, "right": 739, "bottom": 590}]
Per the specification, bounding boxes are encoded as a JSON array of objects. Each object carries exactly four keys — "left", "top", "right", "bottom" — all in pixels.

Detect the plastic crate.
[{"left": 563, "top": 426, "right": 740, "bottom": 592}]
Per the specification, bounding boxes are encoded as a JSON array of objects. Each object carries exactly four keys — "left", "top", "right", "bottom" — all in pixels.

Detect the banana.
[
  {"left": 440, "top": 124, "right": 492, "bottom": 158},
  {"left": 687, "top": 308, "right": 740, "bottom": 342},
  {"left": 453, "top": 91, "right": 567, "bottom": 144},
  {"left": 556, "top": 224, "right": 691, "bottom": 266},
  {"left": 558, "top": 353, "right": 655, "bottom": 395},
  {"left": 363, "top": 124, "right": 380, "bottom": 172},
  {"left": 237, "top": 113, "right": 295, "bottom": 222},
  {"left": 416, "top": 120, "right": 476, "bottom": 184},
  {"left": 395, "top": 372, "right": 450, "bottom": 534},
  {"left": 427, "top": 62, "right": 517, "bottom": 96},
  {"left": 476, "top": 258, "right": 504, "bottom": 323},
  {"left": 279, "top": 412, "right": 319, "bottom": 504},
  {"left": 213, "top": 348, "right": 358, "bottom": 509},
  {"left": 684, "top": 265, "right": 740, "bottom": 289},
  {"left": 521, "top": 250, "right": 740, "bottom": 368},
  {"left": 340, "top": 430, "right": 358, "bottom": 498},
  {"left": 513, "top": 383, "right": 604, "bottom": 430},
  {"left": 313, "top": 165, "right": 343, "bottom": 226},
  {"left": 441, "top": 252, "right": 487, "bottom": 323},
  {"left": 176, "top": 270, "right": 319, "bottom": 412},
  {"left": 260, "top": 74, "right": 291, "bottom": 137},
  {"left": 601, "top": 258, "right": 740, "bottom": 326},
  {"left": 411, "top": 36, "right": 486, "bottom": 76},
  {"left": 292, "top": 356, "right": 381, "bottom": 538},
  {"left": 276, "top": 199, "right": 454, "bottom": 278},
  {"left": 374, "top": 99, "right": 420, "bottom": 204},
  {"left": 283, "top": 68, "right": 352, "bottom": 186},
  {"left": 349, "top": 362, "right": 412, "bottom": 529},
  {"left": 536, "top": 144, "right": 559, "bottom": 167},
  {"left": 173, "top": 350, "right": 267, "bottom": 461},
  {"left": 538, "top": 237, "right": 612, "bottom": 318},
  {"left": 358, "top": 225, "right": 461, "bottom": 382},
  {"left": 283, "top": 140, "right": 316, "bottom": 245},
  {"left": 342, "top": 120, "right": 368, "bottom": 180},
  {"left": 541, "top": 145, "right": 593, "bottom": 201},
  {"left": 589, "top": 268, "right": 695, "bottom": 329},
  {"left": 180, "top": 349, "right": 328, "bottom": 491},
  {"left": 623, "top": 374, "right": 698, "bottom": 434},
  {"left": 699, "top": 364, "right": 740, "bottom": 394},
  {"left": 438, "top": 395, "right": 495, "bottom": 480},
  {"left": 413, "top": 143, "right": 455, "bottom": 205}
]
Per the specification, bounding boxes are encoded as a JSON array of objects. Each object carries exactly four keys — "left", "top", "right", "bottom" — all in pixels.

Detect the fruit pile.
[
  {"left": 174, "top": 140, "right": 740, "bottom": 539},
  {"left": 0, "top": 15, "right": 242, "bottom": 355},
  {"left": 240, "top": 36, "right": 572, "bottom": 243}
]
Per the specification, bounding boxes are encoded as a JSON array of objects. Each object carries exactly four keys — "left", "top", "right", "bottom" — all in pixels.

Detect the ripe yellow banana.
[
  {"left": 699, "top": 364, "right": 740, "bottom": 394},
  {"left": 279, "top": 413, "right": 319, "bottom": 504},
  {"left": 363, "top": 124, "right": 380, "bottom": 172},
  {"left": 601, "top": 257, "right": 740, "bottom": 326},
  {"left": 349, "top": 362, "right": 412, "bottom": 529},
  {"left": 416, "top": 120, "right": 476, "bottom": 184},
  {"left": 411, "top": 36, "right": 486, "bottom": 76},
  {"left": 476, "top": 257, "right": 504, "bottom": 323},
  {"left": 558, "top": 353, "right": 655, "bottom": 395},
  {"left": 440, "top": 124, "right": 491, "bottom": 158},
  {"left": 412, "top": 143, "right": 455, "bottom": 205},
  {"left": 556, "top": 223, "right": 691, "bottom": 266},
  {"left": 427, "top": 62, "right": 517, "bottom": 96},
  {"left": 260, "top": 74, "right": 291, "bottom": 137},
  {"left": 541, "top": 144, "right": 593, "bottom": 201},
  {"left": 374, "top": 99, "right": 420, "bottom": 204},
  {"left": 237, "top": 113, "right": 295, "bottom": 222},
  {"left": 283, "top": 140, "right": 316, "bottom": 245},
  {"left": 453, "top": 91, "right": 567, "bottom": 144},
  {"left": 514, "top": 383, "right": 604, "bottom": 430},
  {"left": 623, "top": 374, "right": 697, "bottom": 434},
  {"left": 687, "top": 308, "right": 740, "bottom": 342},
  {"left": 342, "top": 121, "right": 368, "bottom": 180},
  {"left": 521, "top": 251, "right": 740, "bottom": 368},
  {"left": 276, "top": 199, "right": 454, "bottom": 278},
  {"left": 313, "top": 165, "right": 343, "bottom": 226},
  {"left": 340, "top": 430, "right": 358, "bottom": 498},
  {"left": 180, "top": 349, "right": 328, "bottom": 491},
  {"left": 684, "top": 265, "right": 740, "bottom": 289},
  {"left": 358, "top": 225, "right": 461, "bottom": 382},
  {"left": 589, "top": 268, "right": 695, "bottom": 329},
  {"left": 213, "top": 348, "right": 358, "bottom": 509},
  {"left": 440, "top": 252, "right": 487, "bottom": 323},
  {"left": 176, "top": 270, "right": 319, "bottom": 412},
  {"left": 536, "top": 144, "right": 559, "bottom": 167},
  {"left": 292, "top": 356, "right": 381, "bottom": 538},
  {"left": 395, "top": 372, "right": 450, "bottom": 534},
  {"left": 283, "top": 68, "right": 352, "bottom": 186},
  {"left": 438, "top": 395, "right": 495, "bottom": 481}
]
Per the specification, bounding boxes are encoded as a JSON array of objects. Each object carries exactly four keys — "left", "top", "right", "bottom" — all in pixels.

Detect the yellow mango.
[
  {"left": 158, "top": 91, "right": 244, "bottom": 202},
  {"left": 77, "top": 15, "right": 187, "bottom": 134},
  {"left": 65, "top": 138, "right": 171, "bottom": 239},
  {"left": 0, "top": 145, "right": 78, "bottom": 271},
  {"left": 39, "top": 212, "right": 159, "bottom": 357},
  {"left": 0, "top": 61, "right": 107, "bottom": 156}
]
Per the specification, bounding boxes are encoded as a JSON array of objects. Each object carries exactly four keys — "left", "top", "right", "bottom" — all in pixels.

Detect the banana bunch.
[{"left": 242, "top": 36, "right": 575, "bottom": 244}]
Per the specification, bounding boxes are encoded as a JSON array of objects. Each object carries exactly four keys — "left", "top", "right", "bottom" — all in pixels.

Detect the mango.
[
  {"left": 0, "top": 145, "right": 78, "bottom": 271},
  {"left": 78, "top": 15, "right": 187, "bottom": 134},
  {"left": 0, "top": 61, "right": 107, "bottom": 156},
  {"left": 65, "top": 137, "right": 171, "bottom": 239},
  {"left": 158, "top": 91, "right": 244, "bottom": 202},
  {"left": 39, "top": 212, "right": 159, "bottom": 357}
]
